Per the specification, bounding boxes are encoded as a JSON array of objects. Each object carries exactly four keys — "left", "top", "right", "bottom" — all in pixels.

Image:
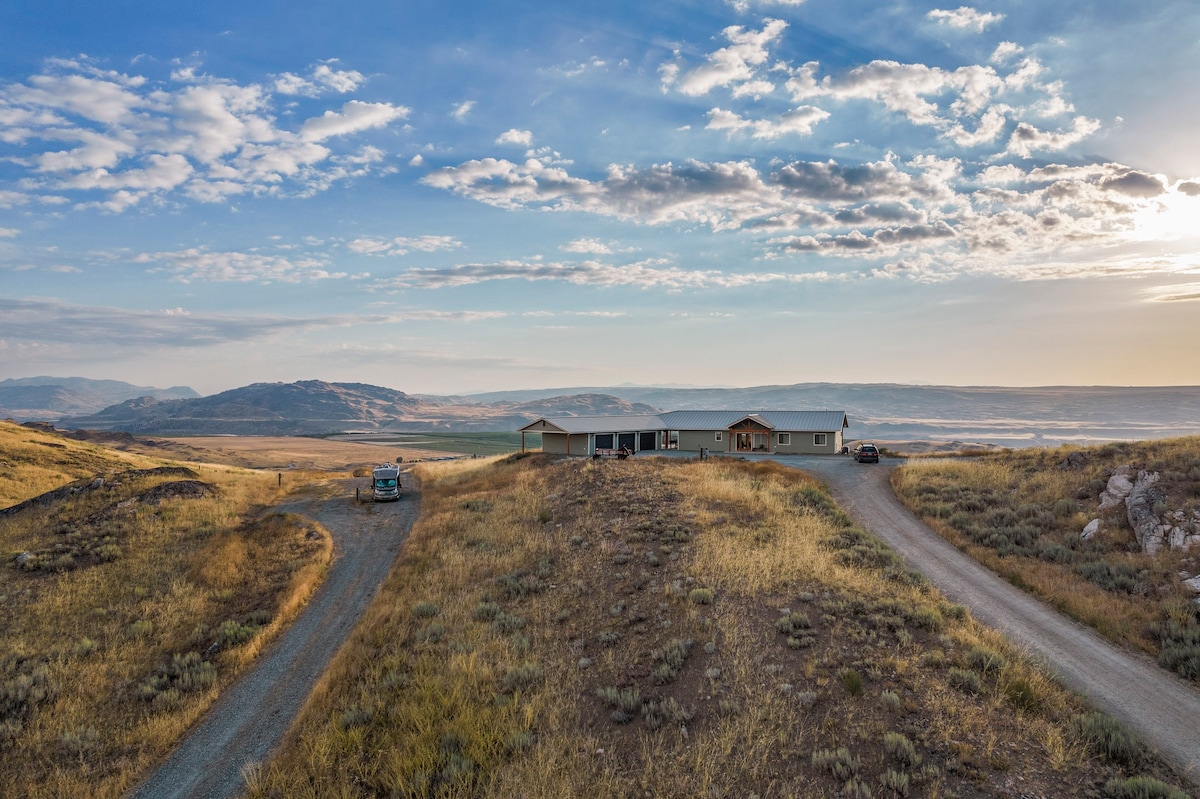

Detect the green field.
[{"left": 328, "top": 431, "right": 538, "bottom": 457}]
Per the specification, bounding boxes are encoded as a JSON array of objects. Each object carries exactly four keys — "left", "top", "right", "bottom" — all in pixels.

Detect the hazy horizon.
[{"left": 3, "top": 2, "right": 1200, "bottom": 395}]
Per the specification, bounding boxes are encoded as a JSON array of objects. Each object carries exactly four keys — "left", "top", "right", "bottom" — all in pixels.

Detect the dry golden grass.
[
  {"left": 892, "top": 439, "right": 1200, "bottom": 674},
  {"left": 0, "top": 419, "right": 160, "bottom": 506},
  {"left": 0, "top": 422, "right": 333, "bottom": 799},
  {"left": 244, "top": 454, "right": 1191, "bottom": 799}
]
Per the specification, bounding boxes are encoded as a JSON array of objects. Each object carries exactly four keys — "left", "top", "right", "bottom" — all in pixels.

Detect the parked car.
[{"left": 853, "top": 443, "right": 879, "bottom": 463}]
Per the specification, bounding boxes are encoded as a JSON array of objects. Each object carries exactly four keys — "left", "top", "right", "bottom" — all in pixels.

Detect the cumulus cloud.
[
  {"left": 0, "top": 57, "right": 407, "bottom": 210},
  {"left": 274, "top": 61, "right": 365, "bottom": 96},
  {"left": 705, "top": 105, "right": 830, "bottom": 138},
  {"left": 496, "top": 129, "right": 534, "bottom": 146},
  {"left": 561, "top": 238, "right": 613, "bottom": 254},
  {"left": 451, "top": 100, "right": 476, "bottom": 121},
  {"left": 927, "top": 7, "right": 1005, "bottom": 33},
  {"left": 135, "top": 247, "right": 347, "bottom": 283},
  {"left": 300, "top": 100, "right": 410, "bottom": 141},
  {"left": 347, "top": 235, "right": 463, "bottom": 256},
  {"left": 661, "top": 19, "right": 788, "bottom": 97}
]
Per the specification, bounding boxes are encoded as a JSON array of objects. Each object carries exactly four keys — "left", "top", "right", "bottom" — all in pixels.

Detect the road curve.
[
  {"left": 129, "top": 482, "right": 418, "bottom": 799},
  {"left": 794, "top": 454, "right": 1200, "bottom": 788}
]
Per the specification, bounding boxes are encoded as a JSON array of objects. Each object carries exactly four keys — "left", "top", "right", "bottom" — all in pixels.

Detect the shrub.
[
  {"left": 879, "top": 768, "right": 910, "bottom": 798},
  {"left": 413, "top": 601, "right": 440, "bottom": 618},
  {"left": 964, "top": 646, "right": 1006, "bottom": 675},
  {"left": 948, "top": 668, "right": 983, "bottom": 695},
  {"left": 883, "top": 732, "right": 920, "bottom": 768},
  {"left": 1103, "top": 776, "right": 1191, "bottom": 799},
  {"left": 651, "top": 639, "right": 692, "bottom": 684},
  {"left": 878, "top": 690, "right": 902, "bottom": 714},
  {"left": 688, "top": 587, "right": 714, "bottom": 605},
  {"left": 1071, "top": 711, "right": 1141, "bottom": 765},
  {"left": 414, "top": 623, "right": 445, "bottom": 644},
  {"left": 472, "top": 601, "right": 502, "bottom": 622},
  {"left": 643, "top": 697, "right": 694, "bottom": 730},
  {"left": 596, "top": 686, "right": 642, "bottom": 723},
  {"left": 500, "top": 662, "right": 542, "bottom": 694},
  {"left": 840, "top": 668, "right": 863, "bottom": 697},
  {"left": 128, "top": 619, "right": 154, "bottom": 639},
  {"left": 1003, "top": 676, "right": 1042, "bottom": 713},
  {"left": 59, "top": 726, "right": 99, "bottom": 758},
  {"left": 1077, "top": 560, "right": 1147, "bottom": 595},
  {"left": 812, "top": 747, "right": 861, "bottom": 780},
  {"left": 217, "top": 619, "right": 259, "bottom": 648}
]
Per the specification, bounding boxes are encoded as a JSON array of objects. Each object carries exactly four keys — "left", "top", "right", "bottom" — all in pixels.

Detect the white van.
[{"left": 372, "top": 464, "right": 401, "bottom": 501}]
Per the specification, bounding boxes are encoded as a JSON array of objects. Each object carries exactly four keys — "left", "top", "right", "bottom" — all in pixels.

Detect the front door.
[{"left": 736, "top": 432, "right": 753, "bottom": 452}]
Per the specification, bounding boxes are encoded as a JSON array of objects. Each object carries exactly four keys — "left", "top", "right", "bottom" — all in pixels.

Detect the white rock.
[
  {"left": 1082, "top": 519, "right": 1101, "bottom": 540},
  {"left": 1106, "top": 473, "right": 1134, "bottom": 499},
  {"left": 1184, "top": 575, "right": 1200, "bottom": 594}
]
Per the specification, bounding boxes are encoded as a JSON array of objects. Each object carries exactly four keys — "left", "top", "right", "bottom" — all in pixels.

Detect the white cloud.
[
  {"left": 495, "top": 128, "right": 534, "bottom": 146},
  {"left": 0, "top": 59, "right": 408, "bottom": 211},
  {"left": 727, "top": 0, "right": 805, "bottom": 11},
  {"left": 927, "top": 7, "right": 1005, "bottom": 33},
  {"left": 705, "top": 105, "right": 830, "bottom": 138},
  {"left": 274, "top": 61, "right": 366, "bottom": 96},
  {"left": 451, "top": 100, "right": 476, "bottom": 121},
  {"left": 347, "top": 235, "right": 463, "bottom": 256},
  {"left": 135, "top": 247, "right": 345, "bottom": 283},
  {"left": 561, "top": 238, "right": 612, "bottom": 254},
  {"left": 373, "top": 257, "right": 835, "bottom": 290},
  {"left": 0, "top": 227, "right": 19, "bottom": 237},
  {"left": 662, "top": 19, "right": 788, "bottom": 97},
  {"left": 300, "top": 100, "right": 410, "bottom": 141},
  {"left": 1006, "top": 116, "right": 1101, "bottom": 157}
]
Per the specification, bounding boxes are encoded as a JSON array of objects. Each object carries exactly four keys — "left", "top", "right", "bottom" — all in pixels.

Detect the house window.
[
  {"left": 595, "top": 433, "right": 613, "bottom": 449},
  {"left": 715, "top": 432, "right": 723, "bottom": 441},
  {"left": 778, "top": 433, "right": 791, "bottom": 446},
  {"left": 814, "top": 433, "right": 827, "bottom": 446}
]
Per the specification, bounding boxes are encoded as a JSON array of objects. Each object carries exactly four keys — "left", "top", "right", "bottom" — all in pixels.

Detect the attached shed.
[
  {"left": 518, "top": 414, "right": 666, "bottom": 456},
  {"left": 519, "top": 410, "right": 848, "bottom": 456}
]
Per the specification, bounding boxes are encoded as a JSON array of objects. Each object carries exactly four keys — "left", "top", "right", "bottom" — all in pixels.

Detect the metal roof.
[
  {"left": 521, "top": 410, "right": 847, "bottom": 434},
  {"left": 519, "top": 414, "right": 667, "bottom": 434},
  {"left": 659, "top": 410, "right": 847, "bottom": 432}
]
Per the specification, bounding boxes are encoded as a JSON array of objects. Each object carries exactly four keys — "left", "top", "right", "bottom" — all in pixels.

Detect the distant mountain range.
[
  {"left": 10, "top": 377, "right": 1200, "bottom": 446},
  {"left": 52, "top": 380, "right": 658, "bottom": 436},
  {"left": 0, "top": 377, "right": 198, "bottom": 420}
]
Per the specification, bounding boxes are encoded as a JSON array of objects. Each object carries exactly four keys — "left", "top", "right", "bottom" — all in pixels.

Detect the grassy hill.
[
  {"left": 245, "top": 455, "right": 1192, "bottom": 798},
  {"left": 0, "top": 420, "right": 332, "bottom": 799},
  {"left": 892, "top": 438, "right": 1200, "bottom": 687}
]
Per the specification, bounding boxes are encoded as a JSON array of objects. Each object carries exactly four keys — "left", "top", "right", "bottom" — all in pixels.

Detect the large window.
[
  {"left": 778, "top": 433, "right": 791, "bottom": 445},
  {"left": 814, "top": 433, "right": 827, "bottom": 446},
  {"left": 595, "top": 433, "right": 614, "bottom": 449}
]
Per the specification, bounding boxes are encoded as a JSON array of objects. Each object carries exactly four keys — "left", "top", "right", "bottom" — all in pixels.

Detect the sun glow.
[{"left": 1130, "top": 190, "right": 1200, "bottom": 242}]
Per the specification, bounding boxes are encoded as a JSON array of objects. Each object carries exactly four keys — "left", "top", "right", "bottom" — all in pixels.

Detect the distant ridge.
[
  {"left": 0, "top": 376, "right": 198, "bottom": 421},
  {"left": 58, "top": 381, "right": 659, "bottom": 436},
  {"left": 45, "top": 378, "right": 1200, "bottom": 445}
]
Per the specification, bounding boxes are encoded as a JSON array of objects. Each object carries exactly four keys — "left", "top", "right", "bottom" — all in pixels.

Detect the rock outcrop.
[{"left": 1125, "top": 470, "right": 1167, "bottom": 555}]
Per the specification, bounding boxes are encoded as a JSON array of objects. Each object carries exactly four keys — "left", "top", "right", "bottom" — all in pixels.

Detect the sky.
[{"left": 2, "top": 0, "right": 1200, "bottom": 396}]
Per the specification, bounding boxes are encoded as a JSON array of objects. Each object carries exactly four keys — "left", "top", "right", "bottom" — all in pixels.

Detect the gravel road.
[
  {"left": 129, "top": 481, "right": 418, "bottom": 799},
  {"left": 794, "top": 454, "right": 1200, "bottom": 788}
]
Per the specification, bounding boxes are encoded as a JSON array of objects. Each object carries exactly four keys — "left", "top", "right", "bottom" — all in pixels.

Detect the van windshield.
[{"left": 375, "top": 478, "right": 397, "bottom": 488}]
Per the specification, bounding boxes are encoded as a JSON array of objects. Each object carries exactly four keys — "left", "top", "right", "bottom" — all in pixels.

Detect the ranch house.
[{"left": 518, "top": 410, "right": 848, "bottom": 457}]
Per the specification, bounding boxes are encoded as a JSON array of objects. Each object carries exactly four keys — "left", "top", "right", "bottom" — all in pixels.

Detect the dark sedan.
[{"left": 853, "top": 443, "right": 880, "bottom": 463}]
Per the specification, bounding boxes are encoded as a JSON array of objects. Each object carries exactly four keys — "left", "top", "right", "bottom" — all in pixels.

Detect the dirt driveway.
[
  {"left": 129, "top": 480, "right": 418, "bottom": 799},
  {"left": 795, "top": 454, "right": 1200, "bottom": 788}
]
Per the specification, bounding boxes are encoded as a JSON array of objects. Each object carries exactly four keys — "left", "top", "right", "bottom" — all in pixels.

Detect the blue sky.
[{"left": 2, "top": 0, "right": 1199, "bottom": 395}]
